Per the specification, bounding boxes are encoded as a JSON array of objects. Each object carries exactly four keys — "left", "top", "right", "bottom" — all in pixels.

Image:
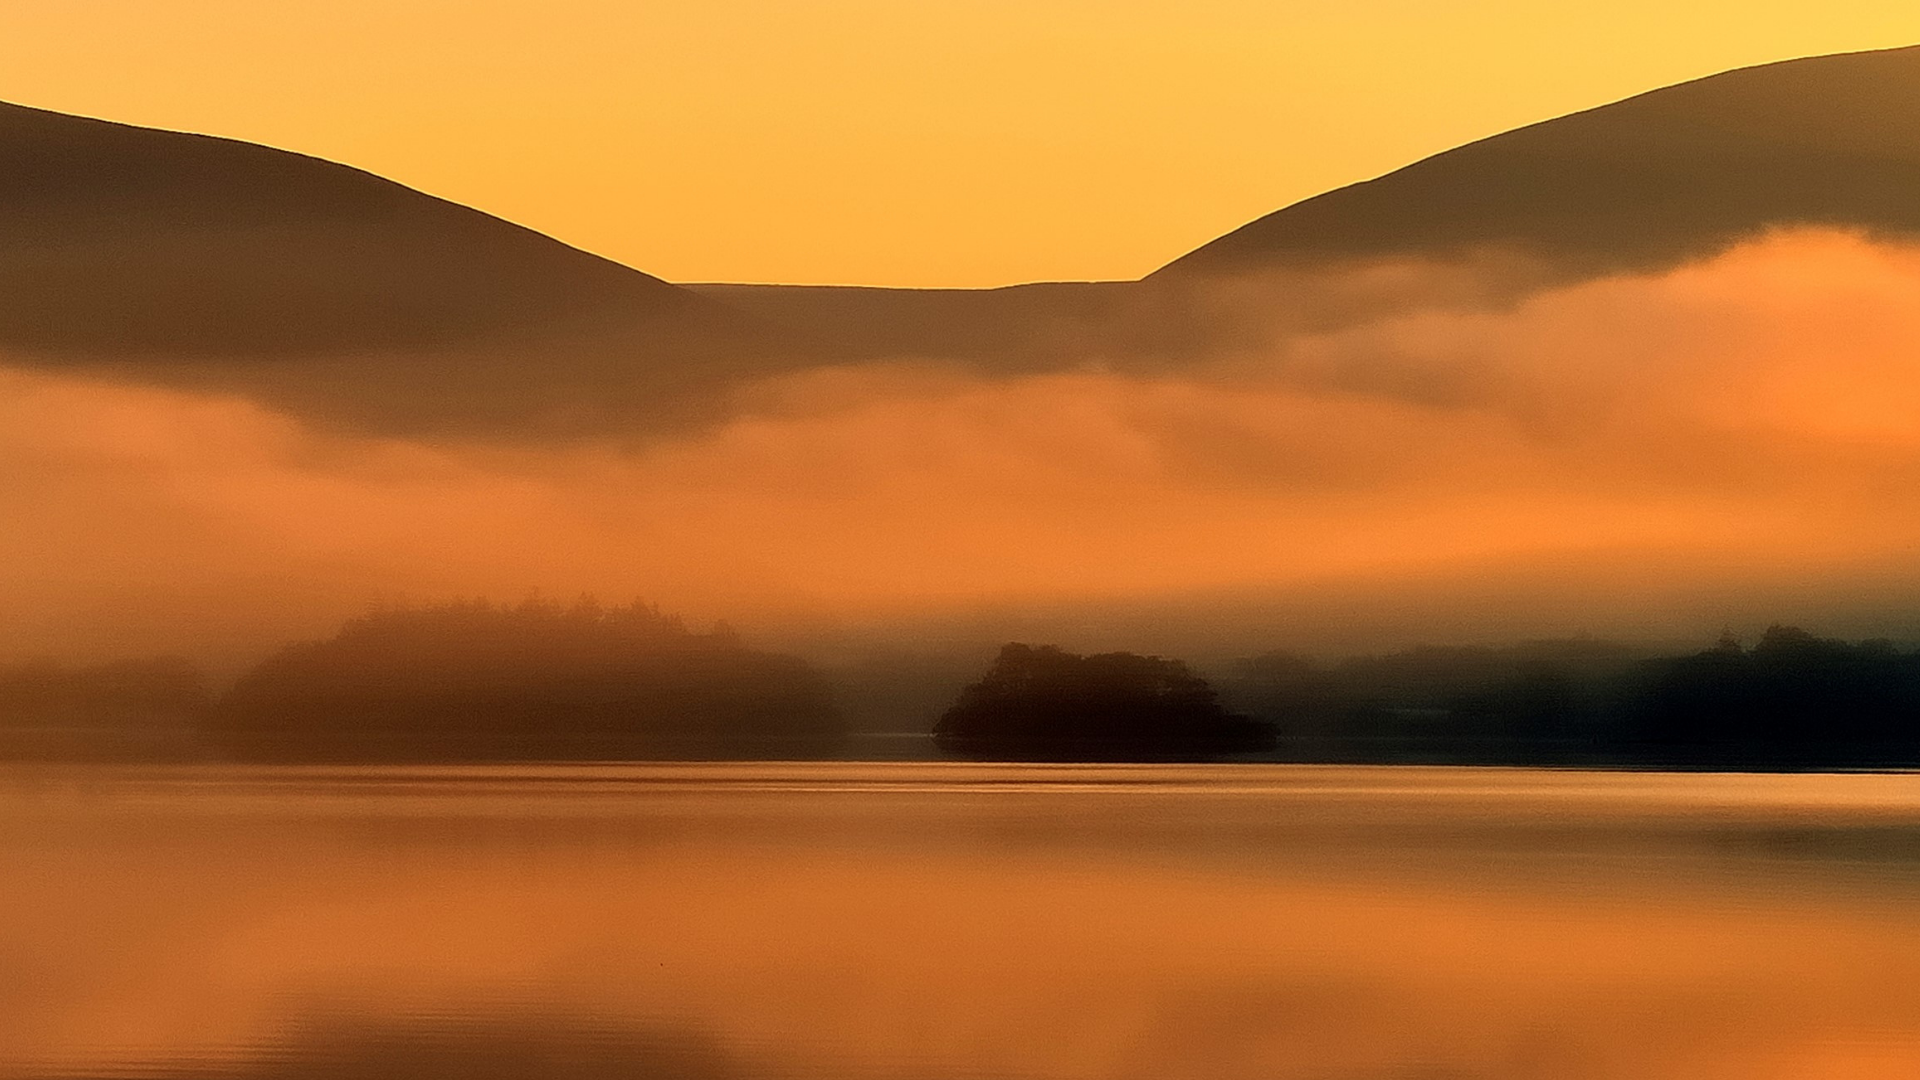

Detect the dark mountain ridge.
[
  {"left": 6, "top": 44, "right": 1920, "bottom": 432},
  {"left": 0, "top": 99, "right": 742, "bottom": 356},
  {"left": 700, "top": 44, "right": 1920, "bottom": 368},
  {"left": 1159, "top": 43, "right": 1920, "bottom": 277},
  {"left": 0, "top": 100, "right": 813, "bottom": 437}
]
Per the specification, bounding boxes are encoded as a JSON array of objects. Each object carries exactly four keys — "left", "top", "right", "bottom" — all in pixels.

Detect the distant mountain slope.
[
  {"left": 697, "top": 46, "right": 1920, "bottom": 367},
  {"left": 0, "top": 100, "right": 750, "bottom": 358},
  {"left": 1157, "top": 44, "right": 1920, "bottom": 277},
  {"left": 0, "top": 100, "right": 821, "bottom": 439},
  {"left": 685, "top": 280, "right": 1139, "bottom": 370},
  {"left": 10, "top": 43, "right": 1920, "bottom": 432}
]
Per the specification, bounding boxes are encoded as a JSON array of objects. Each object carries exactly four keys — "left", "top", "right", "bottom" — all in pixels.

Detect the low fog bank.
[{"left": 9, "top": 230, "right": 1920, "bottom": 675}]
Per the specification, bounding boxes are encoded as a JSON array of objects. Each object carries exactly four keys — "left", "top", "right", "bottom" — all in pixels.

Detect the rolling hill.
[
  {"left": 0, "top": 99, "right": 737, "bottom": 356},
  {"left": 1157, "top": 44, "right": 1920, "bottom": 277},
  {"left": 701, "top": 44, "right": 1920, "bottom": 367},
  {"left": 6, "top": 43, "right": 1920, "bottom": 432},
  {"left": 0, "top": 100, "right": 798, "bottom": 435}
]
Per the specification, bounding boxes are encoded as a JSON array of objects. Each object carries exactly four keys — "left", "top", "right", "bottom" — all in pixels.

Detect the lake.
[{"left": 3, "top": 763, "right": 1919, "bottom": 1079}]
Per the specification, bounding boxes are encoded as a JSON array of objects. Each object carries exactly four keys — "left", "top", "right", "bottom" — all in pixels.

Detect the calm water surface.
[{"left": 3, "top": 763, "right": 1920, "bottom": 1079}]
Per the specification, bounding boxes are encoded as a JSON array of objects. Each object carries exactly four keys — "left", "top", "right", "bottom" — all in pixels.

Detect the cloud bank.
[{"left": 9, "top": 230, "right": 1920, "bottom": 661}]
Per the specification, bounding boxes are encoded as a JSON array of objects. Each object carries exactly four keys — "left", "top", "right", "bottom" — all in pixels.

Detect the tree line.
[
  {"left": 8, "top": 616, "right": 1920, "bottom": 767},
  {"left": 1215, "top": 626, "right": 1920, "bottom": 768},
  {"left": 0, "top": 599, "right": 844, "bottom": 761}
]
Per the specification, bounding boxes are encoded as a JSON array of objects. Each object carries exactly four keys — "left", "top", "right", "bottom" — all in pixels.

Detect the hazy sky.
[{"left": 4, "top": 2, "right": 1917, "bottom": 286}]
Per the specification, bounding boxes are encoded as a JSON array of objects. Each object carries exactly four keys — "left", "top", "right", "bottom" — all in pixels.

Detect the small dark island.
[{"left": 933, "top": 643, "right": 1276, "bottom": 761}]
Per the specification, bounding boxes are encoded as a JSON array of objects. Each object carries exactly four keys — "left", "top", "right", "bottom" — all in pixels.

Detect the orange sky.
[{"left": 4, "top": 1, "right": 1917, "bottom": 286}]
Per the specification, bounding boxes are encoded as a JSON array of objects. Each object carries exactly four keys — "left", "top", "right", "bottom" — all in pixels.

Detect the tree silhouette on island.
[
  {"left": 210, "top": 599, "right": 844, "bottom": 761},
  {"left": 934, "top": 643, "right": 1276, "bottom": 762}
]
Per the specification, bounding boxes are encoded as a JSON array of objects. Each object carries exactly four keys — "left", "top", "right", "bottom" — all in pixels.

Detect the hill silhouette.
[
  {"left": 0, "top": 100, "right": 809, "bottom": 435},
  {"left": 698, "top": 45, "right": 1920, "bottom": 365},
  {"left": 209, "top": 600, "right": 845, "bottom": 760},
  {"left": 707, "top": 45, "right": 1920, "bottom": 365},
  {"left": 0, "top": 101, "right": 725, "bottom": 356},
  {"left": 11, "top": 45, "right": 1920, "bottom": 424},
  {"left": 686, "top": 280, "right": 1139, "bottom": 372},
  {"left": 1159, "top": 45, "right": 1920, "bottom": 278}
]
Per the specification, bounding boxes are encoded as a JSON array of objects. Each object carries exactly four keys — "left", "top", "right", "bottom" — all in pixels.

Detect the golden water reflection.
[{"left": 3, "top": 764, "right": 1919, "bottom": 1079}]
